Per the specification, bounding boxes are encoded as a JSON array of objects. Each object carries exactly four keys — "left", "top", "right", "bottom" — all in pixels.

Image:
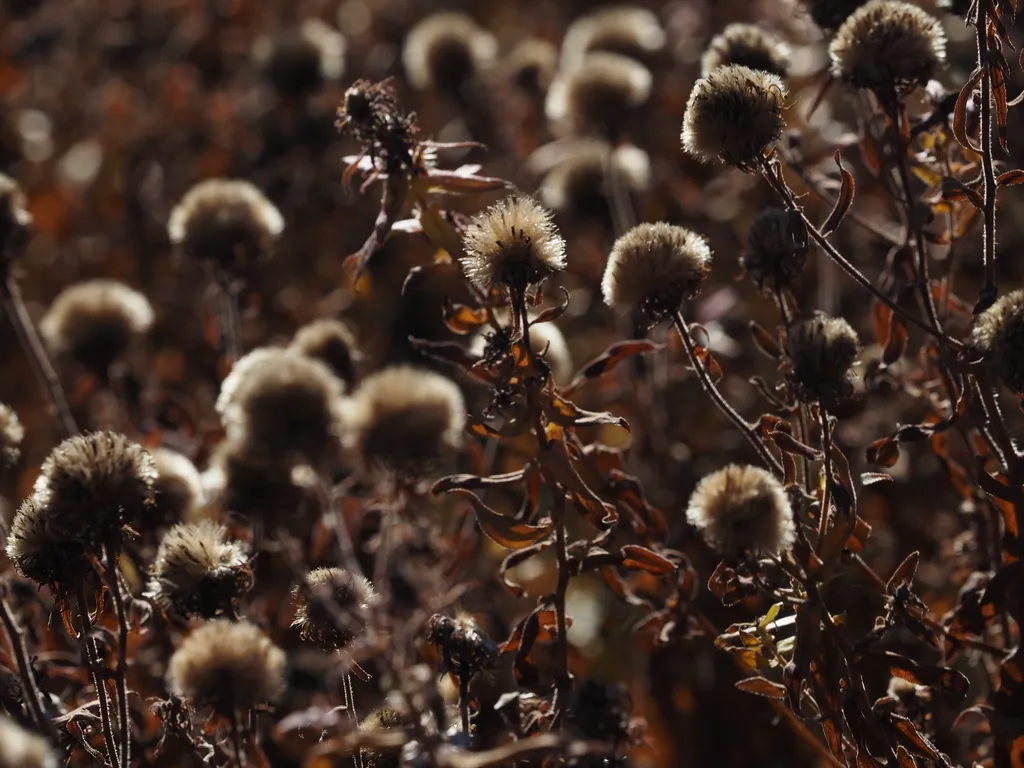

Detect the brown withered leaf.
[
  {"left": 409, "top": 337, "right": 498, "bottom": 384},
  {"left": 941, "top": 177, "right": 983, "bottom": 209},
  {"left": 442, "top": 299, "right": 488, "bottom": 335},
  {"left": 501, "top": 541, "right": 554, "bottom": 597},
  {"left": 887, "top": 551, "right": 920, "bottom": 594},
  {"left": 432, "top": 470, "right": 527, "bottom": 494},
  {"left": 953, "top": 67, "right": 984, "bottom": 152},
  {"left": 735, "top": 677, "right": 787, "bottom": 700},
  {"left": 564, "top": 340, "right": 664, "bottom": 394},
  {"left": 448, "top": 489, "right": 552, "bottom": 550},
  {"left": 887, "top": 714, "right": 951, "bottom": 766},
  {"left": 998, "top": 169, "right": 1024, "bottom": 187},
  {"left": 882, "top": 312, "right": 908, "bottom": 366},
  {"left": 530, "top": 287, "right": 570, "bottom": 326},
  {"left": 749, "top": 321, "right": 782, "bottom": 359},
  {"left": 620, "top": 545, "right": 677, "bottom": 576},
  {"left": 820, "top": 149, "right": 855, "bottom": 236}
]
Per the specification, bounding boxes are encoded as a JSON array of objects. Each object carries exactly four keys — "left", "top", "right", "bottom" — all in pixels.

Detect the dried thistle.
[
  {"left": 546, "top": 52, "right": 652, "bottom": 138},
  {"left": 0, "top": 714, "right": 59, "bottom": 768},
  {"left": 602, "top": 222, "right": 712, "bottom": 322},
  {"left": 6, "top": 495, "right": 92, "bottom": 595},
  {"left": 336, "top": 79, "right": 419, "bottom": 174},
  {"left": 291, "top": 567, "right": 375, "bottom": 651},
  {"left": 426, "top": 613, "right": 499, "bottom": 680},
  {"left": 539, "top": 140, "right": 651, "bottom": 219},
  {"left": 560, "top": 6, "right": 666, "bottom": 71},
  {"left": 166, "top": 619, "right": 285, "bottom": 716},
  {"left": 741, "top": 207, "right": 808, "bottom": 293},
  {"left": 0, "top": 403, "right": 24, "bottom": 470},
  {"left": 829, "top": 0, "right": 946, "bottom": 97},
  {"left": 461, "top": 196, "right": 566, "bottom": 298},
  {"left": 40, "top": 279, "right": 154, "bottom": 375},
  {"left": 145, "top": 520, "right": 253, "bottom": 620},
  {"left": 360, "top": 706, "right": 411, "bottom": 768},
  {"left": 785, "top": 315, "right": 861, "bottom": 410},
  {"left": 402, "top": 12, "right": 496, "bottom": 94},
  {"left": 150, "top": 447, "right": 205, "bottom": 526},
  {"left": 681, "top": 65, "right": 787, "bottom": 169},
  {"left": 686, "top": 464, "right": 795, "bottom": 557},
  {"left": 290, "top": 317, "right": 360, "bottom": 389},
  {"left": 972, "top": 289, "right": 1024, "bottom": 395},
  {"left": 253, "top": 19, "right": 346, "bottom": 96},
  {"left": 701, "top": 24, "right": 791, "bottom": 78},
  {"left": 500, "top": 39, "right": 558, "bottom": 95}
]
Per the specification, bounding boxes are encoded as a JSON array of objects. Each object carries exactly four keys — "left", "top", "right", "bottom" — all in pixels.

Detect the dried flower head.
[
  {"left": 150, "top": 448, "right": 205, "bottom": 526},
  {"left": 686, "top": 464, "right": 795, "bottom": 557},
  {"left": 146, "top": 520, "right": 253, "bottom": 620},
  {"left": 461, "top": 196, "right": 566, "bottom": 297},
  {"left": 0, "top": 173, "right": 32, "bottom": 261},
  {"left": 347, "top": 366, "right": 465, "bottom": 472},
  {"left": 40, "top": 279, "right": 154, "bottom": 375},
  {"left": 167, "top": 619, "right": 285, "bottom": 715},
  {"left": 0, "top": 403, "right": 24, "bottom": 470},
  {"left": 336, "top": 79, "right": 419, "bottom": 173},
  {"left": 426, "top": 613, "right": 499, "bottom": 680},
  {"left": 972, "top": 289, "right": 1024, "bottom": 394},
  {"left": 501, "top": 39, "right": 558, "bottom": 95},
  {"left": 216, "top": 347, "right": 346, "bottom": 466},
  {"left": 682, "top": 65, "right": 787, "bottom": 169},
  {"left": 701, "top": 24, "right": 791, "bottom": 78},
  {"left": 741, "top": 207, "right": 808, "bottom": 292},
  {"left": 167, "top": 179, "right": 284, "bottom": 278},
  {"left": 290, "top": 318, "right": 360, "bottom": 389},
  {"left": 800, "top": 0, "right": 869, "bottom": 30},
  {"left": 471, "top": 312, "right": 574, "bottom": 385},
  {"left": 785, "top": 315, "right": 861, "bottom": 410},
  {"left": 0, "top": 714, "right": 59, "bottom": 768},
  {"left": 602, "top": 222, "right": 712, "bottom": 321},
  {"left": 361, "top": 706, "right": 411, "bottom": 768},
  {"left": 539, "top": 140, "right": 651, "bottom": 220},
  {"left": 829, "top": 0, "right": 946, "bottom": 96},
  {"left": 292, "top": 567, "right": 375, "bottom": 651},
  {"left": 253, "top": 19, "right": 346, "bottom": 95},
  {"left": 401, "top": 12, "right": 496, "bottom": 94},
  {"left": 6, "top": 496, "right": 92, "bottom": 595},
  {"left": 546, "top": 52, "right": 652, "bottom": 138},
  {"left": 560, "top": 6, "right": 666, "bottom": 71}
]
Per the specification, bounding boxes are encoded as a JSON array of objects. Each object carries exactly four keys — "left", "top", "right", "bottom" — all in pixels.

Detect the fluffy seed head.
[
  {"left": 546, "top": 52, "right": 652, "bottom": 138},
  {"left": 501, "top": 39, "right": 558, "bottom": 95},
  {"left": 602, "top": 223, "right": 712, "bottom": 321},
  {"left": 150, "top": 448, "right": 205, "bottom": 526},
  {"left": 290, "top": 318, "right": 360, "bottom": 389},
  {"left": 347, "top": 366, "right": 465, "bottom": 472},
  {"left": 5, "top": 496, "right": 92, "bottom": 594},
  {"left": 292, "top": 567, "right": 375, "bottom": 651},
  {"left": 146, "top": 520, "right": 253, "bottom": 620},
  {"left": 0, "top": 715, "right": 59, "bottom": 768},
  {"left": 253, "top": 19, "right": 346, "bottom": 95},
  {"left": 701, "top": 24, "right": 791, "bottom": 78},
  {"left": 829, "top": 1, "right": 946, "bottom": 96},
  {"left": 167, "top": 619, "right": 285, "bottom": 715},
  {"left": 402, "top": 12, "right": 496, "bottom": 94},
  {"left": 785, "top": 315, "right": 861, "bottom": 410},
  {"left": 686, "top": 464, "right": 795, "bottom": 557},
  {"left": 741, "top": 208, "right": 808, "bottom": 292},
  {"left": 682, "top": 65, "right": 787, "bottom": 169},
  {"left": 216, "top": 347, "right": 346, "bottom": 466},
  {"left": 972, "top": 289, "right": 1024, "bottom": 395},
  {"left": 40, "top": 279, "right": 154, "bottom": 375},
  {"left": 167, "top": 179, "right": 284, "bottom": 278},
  {"left": 539, "top": 140, "right": 651, "bottom": 220},
  {"left": 360, "top": 707, "right": 411, "bottom": 768},
  {"left": 461, "top": 196, "right": 566, "bottom": 297},
  {"left": 801, "top": 0, "right": 870, "bottom": 30},
  {"left": 0, "top": 403, "right": 24, "bottom": 470},
  {"left": 560, "top": 6, "right": 666, "bottom": 71}
]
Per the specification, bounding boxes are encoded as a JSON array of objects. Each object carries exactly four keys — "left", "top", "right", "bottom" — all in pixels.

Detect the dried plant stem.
[
  {"left": 76, "top": 588, "right": 120, "bottom": 768},
  {"left": 973, "top": 370, "right": 1022, "bottom": 481},
  {"left": 551, "top": 491, "right": 571, "bottom": 717},
  {"left": 217, "top": 281, "right": 244, "bottom": 365},
  {"left": 2, "top": 277, "right": 78, "bottom": 437},
  {"left": 976, "top": 4, "right": 997, "bottom": 304},
  {"left": 459, "top": 675, "right": 471, "bottom": 735},
  {"left": 816, "top": 410, "right": 833, "bottom": 549},
  {"left": 0, "top": 595, "right": 55, "bottom": 741},
  {"left": 672, "top": 311, "right": 783, "bottom": 476},
  {"left": 105, "top": 547, "right": 132, "bottom": 768},
  {"left": 230, "top": 708, "right": 246, "bottom": 768}
]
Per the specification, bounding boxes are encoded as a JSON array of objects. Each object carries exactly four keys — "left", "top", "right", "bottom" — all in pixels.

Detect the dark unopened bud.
[
  {"left": 546, "top": 52, "right": 652, "bottom": 139},
  {"left": 150, "top": 448, "right": 205, "bottom": 526},
  {"left": 973, "top": 289, "right": 1024, "bottom": 395},
  {"left": 741, "top": 208, "right": 808, "bottom": 292},
  {"left": 426, "top": 613, "right": 498, "bottom": 680},
  {"left": 785, "top": 315, "right": 860, "bottom": 410},
  {"left": 539, "top": 140, "right": 651, "bottom": 220},
  {"left": 290, "top": 318, "right": 360, "bottom": 389},
  {"left": 701, "top": 24, "right": 791, "bottom": 78},
  {"left": 682, "top": 65, "right": 787, "bottom": 169},
  {"left": 0, "top": 403, "right": 23, "bottom": 470},
  {"left": 501, "top": 39, "right": 558, "bottom": 95},
  {"left": 561, "top": 6, "right": 665, "bottom": 71},
  {"left": 291, "top": 567, "right": 375, "bottom": 651},
  {"left": 0, "top": 715, "right": 59, "bottom": 768},
  {"left": 686, "top": 464, "right": 795, "bottom": 557},
  {"left": 253, "top": 19, "right": 346, "bottom": 96},
  {"left": 40, "top": 279, "right": 153, "bottom": 375},
  {"left": 800, "top": 0, "right": 869, "bottom": 31},
  {"left": 602, "top": 222, "right": 712, "bottom": 322},
  {"left": 401, "top": 12, "right": 496, "bottom": 95}
]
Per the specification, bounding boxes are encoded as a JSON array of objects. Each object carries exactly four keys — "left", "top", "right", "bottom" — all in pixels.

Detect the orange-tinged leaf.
[
  {"left": 820, "top": 149, "right": 855, "bottom": 236},
  {"left": 734, "top": 677, "right": 786, "bottom": 700},
  {"left": 565, "top": 340, "right": 664, "bottom": 394},
  {"left": 442, "top": 299, "right": 488, "bottom": 335},
  {"left": 449, "top": 489, "right": 552, "bottom": 549},
  {"left": 620, "top": 545, "right": 677, "bottom": 576}
]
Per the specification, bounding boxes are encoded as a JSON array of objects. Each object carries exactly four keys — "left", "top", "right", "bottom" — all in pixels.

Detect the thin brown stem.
[
  {"left": 817, "top": 410, "right": 833, "bottom": 549},
  {"left": 551, "top": 491, "right": 571, "bottom": 722},
  {"left": 217, "top": 281, "right": 244, "bottom": 365},
  {"left": 0, "top": 595, "right": 55, "bottom": 741},
  {"left": 106, "top": 546, "right": 132, "bottom": 768},
  {"left": 230, "top": 708, "right": 246, "bottom": 768},
  {"left": 977, "top": 5, "right": 997, "bottom": 303},
  {"left": 76, "top": 588, "right": 120, "bottom": 768},
  {"left": 459, "top": 675, "right": 471, "bottom": 736}
]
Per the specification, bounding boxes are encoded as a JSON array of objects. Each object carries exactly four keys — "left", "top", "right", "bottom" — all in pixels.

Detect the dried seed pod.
[
  {"left": 426, "top": 613, "right": 498, "bottom": 681},
  {"left": 701, "top": 24, "right": 791, "bottom": 78},
  {"left": 291, "top": 567, "right": 375, "bottom": 651},
  {"left": 546, "top": 52, "right": 652, "bottom": 139},
  {"left": 500, "top": 39, "right": 558, "bottom": 95},
  {"left": 785, "top": 314, "right": 860, "bottom": 410},
  {"left": 686, "top": 464, "right": 795, "bottom": 557},
  {"left": 539, "top": 140, "right": 651, "bottom": 220},
  {"left": 741, "top": 207, "right": 808, "bottom": 293},
  {"left": 461, "top": 196, "right": 566, "bottom": 298},
  {"left": 401, "top": 12, "right": 496, "bottom": 94},
  {"left": 360, "top": 706, "right": 411, "bottom": 768},
  {"left": 150, "top": 447, "right": 205, "bottom": 526},
  {"left": 145, "top": 520, "right": 253, "bottom": 620},
  {"left": 560, "top": 6, "right": 666, "bottom": 71},
  {"left": 829, "top": 0, "right": 945, "bottom": 97},
  {"left": 253, "top": 19, "right": 346, "bottom": 96},
  {"left": 602, "top": 222, "right": 712, "bottom": 322},
  {"left": 6, "top": 495, "right": 92, "bottom": 595},
  {"left": 166, "top": 619, "right": 285, "bottom": 716},
  {"left": 800, "top": 0, "right": 869, "bottom": 31},
  {"left": 682, "top": 65, "right": 787, "bottom": 169},
  {"left": 40, "top": 279, "right": 153, "bottom": 376},
  {"left": 973, "top": 289, "right": 1024, "bottom": 395},
  {"left": 0, "top": 403, "right": 24, "bottom": 470},
  {"left": 0, "top": 714, "right": 59, "bottom": 768},
  {"left": 290, "top": 317, "right": 360, "bottom": 389}
]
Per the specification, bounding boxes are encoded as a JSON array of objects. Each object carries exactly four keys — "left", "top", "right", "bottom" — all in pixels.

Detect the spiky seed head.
[
  {"left": 401, "top": 12, "right": 496, "bottom": 94},
  {"left": 800, "top": 0, "right": 870, "bottom": 31},
  {"left": 501, "top": 39, "right": 558, "bottom": 95},
  {"left": 471, "top": 312, "right": 574, "bottom": 385},
  {"left": 545, "top": 52, "right": 652, "bottom": 138},
  {"left": 560, "top": 6, "right": 666, "bottom": 71},
  {"left": 150, "top": 448, "right": 205, "bottom": 526},
  {"left": 167, "top": 619, "right": 285, "bottom": 715},
  {"left": 785, "top": 315, "right": 861, "bottom": 410},
  {"left": 973, "top": 289, "right": 1024, "bottom": 395},
  {"left": 701, "top": 24, "right": 791, "bottom": 78},
  {"left": 602, "top": 222, "right": 712, "bottom": 322},
  {"left": 829, "top": 0, "right": 946, "bottom": 96},
  {"left": 539, "top": 140, "right": 651, "bottom": 219},
  {"left": 0, "top": 714, "right": 59, "bottom": 768},
  {"left": 461, "top": 196, "right": 566, "bottom": 297},
  {"left": 360, "top": 706, "right": 411, "bottom": 768},
  {"left": 167, "top": 179, "right": 284, "bottom": 278},
  {"left": 686, "top": 464, "right": 795, "bottom": 557},
  {"left": 0, "top": 403, "right": 24, "bottom": 470},
  {"left": 5, "top": 496, "right": 93, "bottom": 595},
  {"left": 216, "top": 347, "right": 346, "bottom": 467},
  {"left": 40, "top": 279, "right": 154, "bottom": 375},
  {"left": 741, "top": 207, "right": 808, "bottom": 292},
  {"left": 291, "top": 567, "right": 375, "bottom": 651},
  {"left": 426, "top": 613, "right": 498, "bottom": 679},
  {"left": 253, "top": 19, "right": 346, "bottom": 95},
  {"left": 145, "top": 520, "right": 252, "bottom": 620},
  {"left": 290, "top": 318, "right": 360, "bottom": 389},
  {"left": 347, "top": 366, "right": 465, "bottom": 472},
  {"left": 682, "top": 65, "right": 787, "bottom": 169}
]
